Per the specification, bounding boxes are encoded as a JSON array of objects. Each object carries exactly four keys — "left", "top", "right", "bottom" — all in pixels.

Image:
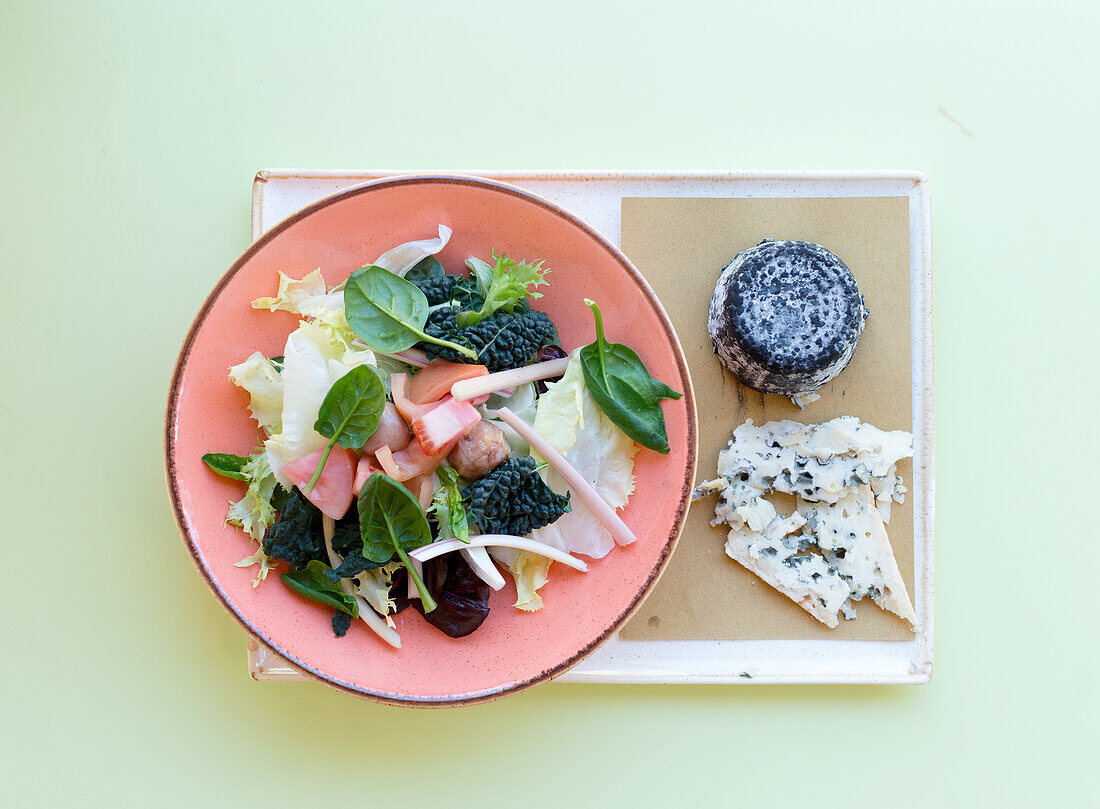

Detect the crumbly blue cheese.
[{"left": 696, "top": 416, "right": 916, "bottom": 629}]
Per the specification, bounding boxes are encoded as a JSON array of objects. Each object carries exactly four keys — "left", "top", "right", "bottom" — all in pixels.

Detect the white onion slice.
[
  {"left": 373, "top": 224, "right": 452, "bottom": 277},
  {"left": 496, "top": 407, "right": 637, "bottom": 546},
  {"left": 410, "top": 535, "right": 588, "bottom": 572},
  {"left": 460, "top": 545, "right": 506, "bottom": 591},
  {"left": 375, "top": 348, "right": 433, "bottom": 368}
]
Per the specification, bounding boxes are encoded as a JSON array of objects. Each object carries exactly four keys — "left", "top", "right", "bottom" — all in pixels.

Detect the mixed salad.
[{"left": 204, "top": 226, "right": 680, "bottom": 648}]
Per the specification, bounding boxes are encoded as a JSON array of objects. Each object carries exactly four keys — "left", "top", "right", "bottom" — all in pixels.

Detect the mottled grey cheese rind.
[{"left": 707, "top": 239, "right": 869, "bottom": 397}]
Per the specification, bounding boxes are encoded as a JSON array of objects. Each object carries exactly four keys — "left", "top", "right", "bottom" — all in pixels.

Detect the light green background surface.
[{"left": 2, "top": 1, "right": 1096, "bottom": 806}]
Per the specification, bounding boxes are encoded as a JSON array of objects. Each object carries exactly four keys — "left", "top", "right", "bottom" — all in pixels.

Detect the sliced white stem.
[
  {"left": 497, "top": 407, "right": 637, "bottom": 546},
  {"left": 451, "top": 358, "right": 570, "bottom": 402},
  {"left": 406, "top": 557, "right": 423, "bottom": 600},
  {"left": 375, "top": 348, "right": 432, "bottom": 368},
  {"left": 411, "top": 535, "right": 588, "bottom": 572},
  {"left": 322, "top": 515, "right": 402, "bottom": 648},
  {"left": 461, "top": 545, "right": 506, "bottom": 591}
]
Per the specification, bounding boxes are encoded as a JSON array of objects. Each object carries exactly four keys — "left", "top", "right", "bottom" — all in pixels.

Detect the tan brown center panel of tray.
[{"left": 620, "top": 196, "right": 913, "bottom": 641}]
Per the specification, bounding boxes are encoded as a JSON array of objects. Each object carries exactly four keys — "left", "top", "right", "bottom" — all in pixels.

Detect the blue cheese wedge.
[{"left": 695, "top": 416, "right": 916, "bottom": 629}]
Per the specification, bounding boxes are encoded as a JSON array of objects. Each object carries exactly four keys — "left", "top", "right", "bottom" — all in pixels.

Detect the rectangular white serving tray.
[{"left": 246, "top": 170, "right": 934, "bottom": 685}]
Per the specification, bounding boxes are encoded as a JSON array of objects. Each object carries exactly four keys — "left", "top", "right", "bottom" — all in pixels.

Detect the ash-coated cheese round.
[{"left": 707, "top": 239, "right": 868, "bottom": 397}]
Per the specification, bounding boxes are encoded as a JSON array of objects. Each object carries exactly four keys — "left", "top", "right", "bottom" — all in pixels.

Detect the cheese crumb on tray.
[{"left": 694, "top": 416, "right": 916, "bottom": 629}]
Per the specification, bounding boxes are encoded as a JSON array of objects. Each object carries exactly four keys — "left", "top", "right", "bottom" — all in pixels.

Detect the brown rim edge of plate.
[{"left": 164, "top": 173, "right": 698, "bottom": 707}]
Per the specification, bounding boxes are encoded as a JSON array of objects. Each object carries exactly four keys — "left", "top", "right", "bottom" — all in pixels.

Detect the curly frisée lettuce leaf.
[
  {"left": 225, "top": 451, "right": 281, "bottom": 586},
  {"left": 354, "top": 560, "right": 403, "bottom": 627},
  {"left": 252, "top": 269, "right": 327, "bottom": 313},
  {"left": 228, "top": 352, "right": 284, "bottom": 435},
  {"left": 430, "top": 466, "right": 469, "bottom": 543},
  {"left": 251, "top": 269, "right": 359, "bottom": 347},
  {"left": 459, "top": 252, "right": 548, "bottom": 328},
  {"left": 506, "top": 550, "right": 553, "bottom": 612}
]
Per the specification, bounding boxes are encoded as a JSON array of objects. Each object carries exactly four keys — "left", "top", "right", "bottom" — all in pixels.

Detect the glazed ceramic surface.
[
  {"left": 165, "top": 175, "right": 696, "bottom": 705},
  {"left": 249, "top": 171, "right": 934, "bottom": 686}
]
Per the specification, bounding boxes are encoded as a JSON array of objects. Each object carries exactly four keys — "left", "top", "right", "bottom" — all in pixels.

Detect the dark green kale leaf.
[
  {"left": 412, "top": 274, "right": 484, "bottom": 309},
  {"left": 403, "top": 255, "right": 446, "bottom": 285},
  {"left": 261, "top": 488, "right": 326, "bottom": 570},
  {"left": 420, "top": 309, "right": 556, "bottom": 372},
  {"left": 462, "top": 456, "right": 570, "bottom": 537},
  {"left": 325, "top": 549, "right": 387, "bottom": 582},
  {"left": 329, "top": 511, "right": 362, "bottom": 556},
  {"left": 270, "top": 483, "right": 289, "bottom": 512},
  {"left": 332, "top": 610, "right": 352, "bottom": 637}
]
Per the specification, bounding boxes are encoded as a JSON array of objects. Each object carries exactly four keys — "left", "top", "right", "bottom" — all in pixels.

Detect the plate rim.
[{"left": 164, "top": 173, "right": 699, "bottom": 706}]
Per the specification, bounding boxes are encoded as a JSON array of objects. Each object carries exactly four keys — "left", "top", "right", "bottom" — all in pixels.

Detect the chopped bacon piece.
[
  {"left": 409, "top": 362, "right": 489, "bottom": 404},
  {"left": 353, "top": 455, "right": 381, "bottom": 496},
  {"left": 391, "top": 373, "right": 435, "bottom": 424},
  {"left": 281, "top": 446, "right": 356, "bottom": 520},
  {"left": 361, "top": 401, "right": 411, "bottom": 454},
  {"left": 412, "top": 397, "right": 481, "bottom": 456}
]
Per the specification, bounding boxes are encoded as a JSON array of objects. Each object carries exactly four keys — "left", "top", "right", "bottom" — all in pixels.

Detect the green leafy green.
[
  {"left": 224, "top": 452, "right": 282, "bottom": 586},
  {"left": 281, "top": 560, "right": 359, "bottom": 617},
  {"left": 420, "top": 308, "right": 556, "bottom": 372},
  {"left": 457, "top": 252, "right": 548, "bottom": 328},
  {"left": 403, "top": 255, "right": 446, "bottom": 285},
  {"left": 430, "top": 466, "right": 470, "bottom": 543},
  {"left": 578, "top": 299, "right": 679, "bottom": 454},
  {"left": 648, "top": 376, "right": 683, "bottom": 401},
  {"left": 358, "top": 473, "right": 437, "bottom": 612},
  {"left": 304, "top": 365, "right": 386, "bottom": 493},
  {"left": 202, "top": 452, "right": 251, "bottom": 481},
  {"left": 332, "top": 610, "right": 353, "bottom": 637},
  {"left": 325, "top": 549, "right": 387, "bottom": 582},
  {"left": 262, "top": 487, "right": 326, "bottom": 570},
  {"left": 462, "top": 456, "right": 570, "bottom": 537},
  {"left": 343, "top": 265, "right": 478, "bottom": 360}
]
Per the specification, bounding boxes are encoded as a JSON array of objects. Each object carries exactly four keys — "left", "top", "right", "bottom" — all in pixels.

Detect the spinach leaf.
[
  {"left": 430, "top": 466, "right": 470, "bottom": 543},
  {"left": 281, "top": 560, "right": 359, "bottom": 617},
  {"left": 403, "top": 255, "right": 446, "bottom": 285},
  {"left": 314, "top": 364, "right": 385, "bottom": 447},
  {"left": 358, "top": 473, "right": 438, "bottom": 613},
  {"left": 578, "top": 298, "right": 679, "bottom": 454},
  {"left": 344, "top": 265, "right": 478, "bottom": 360},
  {"left": 649, "top": 376, "right": 683, "bottom": 401},
  {"left": 304, "top": 364, "right": 386, "bottom": 493},
  {"left": 202, "top": 452, "right": 251, "bottom": 481}
]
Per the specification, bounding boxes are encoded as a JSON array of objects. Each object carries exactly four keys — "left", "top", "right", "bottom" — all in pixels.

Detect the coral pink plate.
[{"left": 165, "top": 175, "right": 697, "bottom": 706}]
